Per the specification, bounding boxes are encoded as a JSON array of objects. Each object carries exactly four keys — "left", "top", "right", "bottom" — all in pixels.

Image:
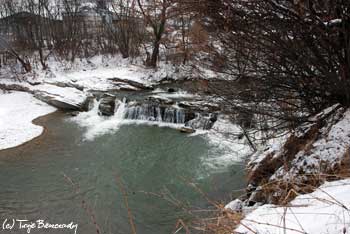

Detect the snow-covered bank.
[
  {"left": 31, "top": 56, "right": 197, "bottom": 91},
  {"left": 226, "top": 104, "right": 350, "bottom": 234},
  {"left": 236, "top": 179, "right": 350, "bottom": 234},
  {"left": 0, "top": 91, "right": 56, "bottom": 150}
]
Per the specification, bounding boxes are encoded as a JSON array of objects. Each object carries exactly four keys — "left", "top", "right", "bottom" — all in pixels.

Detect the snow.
[
  {"left": 30, "top": 55, "right": 188, "bottom": 91},
  {"left": 271, "top": 108, "right": 350, "bottom": 182},
  {"left": 0, "top": 91, "right": 56, "bottom": 150},
  {"left": 33, "top": 84, "right": 88, "bottom": 107},
  {"left": 233, "top": 106, "right": 350, "bottom": 234},
  {"left": 151, "top": 89, "right": 199, "bottom": 99},
  {"left": 225, "top": 199, "right": 243, "bottom": 212},
  {"left": 236, "top": 179, "right": 350, "bottom": 234},
  {"left": 308, "top": 103, "right": 340, "bottom": 122},
  {"left": 324, "top": 18, "right": 342, "bottom": 27},
  {"left": 0, "top": 79, "right": 89, "bottom": 109}
]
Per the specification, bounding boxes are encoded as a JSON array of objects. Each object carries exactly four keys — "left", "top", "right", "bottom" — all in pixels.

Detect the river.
[{"left": 0, "top": 111, "right": 245, "bottom": 234}]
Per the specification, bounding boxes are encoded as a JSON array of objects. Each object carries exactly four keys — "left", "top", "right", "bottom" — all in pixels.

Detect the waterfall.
[
  {"left": 176, "top": 108, "right": 185, "bottom": 124},
  {"left": 124, "top": 104, "right": 162, "bottom": 121},
  {"left": 163, "top": 107, "right": 185, "bottom": 124},
  {"left": 121, "top": 103, "right": 185, "bottom": 124},
  {"left": 115, "top": 98, "right": 126, "bottom": 119},
  {"left": 96, "top": 95, "right": 196, "bottom": 126}
]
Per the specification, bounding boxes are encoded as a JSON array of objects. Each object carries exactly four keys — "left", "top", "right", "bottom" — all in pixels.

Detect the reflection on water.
[{"left": 0, "top": 113, "right": 244, "bottom": 234}]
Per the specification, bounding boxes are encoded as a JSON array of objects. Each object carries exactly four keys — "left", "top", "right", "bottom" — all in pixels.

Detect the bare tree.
[
  {"left": 106, "top": 0, "right": 145, "bottom": 58},
  {"left": 136, "top": 0, "right": 173, "bottom": 67},
  {"left": 196, "top": 0, "right": 350, "bottom": 135},
  {"left": 0, "top": 36, "right": 31, "bottom": 72},
  {"left": 60, "top": 0, "right": 85, "bottom": 62}
]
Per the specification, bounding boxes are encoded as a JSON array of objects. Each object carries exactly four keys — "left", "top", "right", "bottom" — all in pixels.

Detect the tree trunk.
[
  {"left": 17, "top": 57, "right": 32, "bottom": 73},
  {"left": 148, "top": 40, "right": 160, "bottom": 67},
  {"left": 39, "top": 48, "right": 48, "bottom": 70}
]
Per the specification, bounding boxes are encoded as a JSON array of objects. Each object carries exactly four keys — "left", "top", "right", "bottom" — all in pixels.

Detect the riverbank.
[
  {"left": 0, "top": 110, "right": 66, "bottom": 157},
  {"left": 228, "top": 104, "right": 350, "bottom": 234},
  {"left": 0, "top": 91, "right": 56, "bottom": 150}
]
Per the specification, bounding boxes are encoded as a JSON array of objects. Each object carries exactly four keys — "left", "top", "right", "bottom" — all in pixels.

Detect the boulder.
[
  {"left": 108, "top": 77, "right": 153, "bottom": 90},
  {"left": 179, "top": 127, "right": 196, "bottom": 134},
  {"left": 69, "top": 111, "right": 80, "bottom": 117},
  {"left": 225, "top": 199, "right": 243, "bottom": 212},
  {"left": 185, "top": 113, "right": 217, "bottom": 130},
  {"left": 33, "top": 84, "right": 90, "bottom": 111},
  {"left": 98, "top": 94, "right": 117, "bottom": 116},
  {"left": 81, "top": 96, "right": 95, "bottom": 112},
  {"left": 147, "top": 96, "right": 175, "bottom": 105},
  {"left": 34, "top": 91, "right": 87, "bottom": 111},
  {"left": 184, "top": 110, "right": 196, "bottom": 123}
]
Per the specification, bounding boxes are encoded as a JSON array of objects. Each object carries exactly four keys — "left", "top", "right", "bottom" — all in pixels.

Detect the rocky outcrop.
[
  {"left": 185, "top": 113, "right": 218, "bottom": 130},
  {"left": 33, "top": 84, "right": 91, "bottom": 112},
  {"left": 34, "top": 91, "right": 90, "bottom": 111},
  {"left": 0, "top": 81, "right": 92, "bottom": 112},
  {"left": 108, "top": 77, "right": 153, "bottom": 90},
  {"left": 45, "top": 81, "right": 85, "bottom": 91},
  {"left": 178, "top": 101, "right": 221, "bottom": 113},
  {"left": 81, "top": 96, "right": 95, "bottom": 112},
  {"left": 98, "top": 94, "right": 117, "bottom": 116},
  {"left": 0, "top": 83, "right": 31, "bottom": 93}
]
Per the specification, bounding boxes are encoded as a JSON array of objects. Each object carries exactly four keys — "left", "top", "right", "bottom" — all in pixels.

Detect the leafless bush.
[{"left": 195, "top": 0, "right": 350, "bottom": 137}]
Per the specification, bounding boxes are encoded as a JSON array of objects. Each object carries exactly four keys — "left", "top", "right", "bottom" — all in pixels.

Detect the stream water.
[{"left": 0, "top": 112, "right": 245, "bottom": 234}]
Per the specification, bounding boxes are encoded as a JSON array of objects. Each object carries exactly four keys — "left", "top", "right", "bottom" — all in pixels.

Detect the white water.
[
  {"left": 203, "top": 117, "right": 252, "bottom": 171},
  {"left": 70, "top": 101, "right": 250, "bottom": 172},
  {"left": 115, "top": 98, "right": 127, "bottom": 119},
  {"left": 71, "top": 99, "right": 185, "bottom": 141}
]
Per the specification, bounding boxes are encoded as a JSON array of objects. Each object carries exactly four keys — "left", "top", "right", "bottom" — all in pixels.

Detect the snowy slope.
[
  {"left": 0, "top": 91, "right": 56, "bottom": 150},
  {"left": 236, "top": 179, "right": 350, "bottom": 234}
]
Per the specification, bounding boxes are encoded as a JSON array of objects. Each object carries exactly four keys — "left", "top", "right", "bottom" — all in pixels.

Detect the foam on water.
[
  {"left": 70, "top": 100, "right": 124, "bottom": 140},
  {"left": 201, "top": 118, "right": 252, "bottom": 171},
  {"left": 71, "top": 99, "right": 185, "bottom": 141},
  {"left": 71, "top": 100, "right": 248, "bottom": 172}
]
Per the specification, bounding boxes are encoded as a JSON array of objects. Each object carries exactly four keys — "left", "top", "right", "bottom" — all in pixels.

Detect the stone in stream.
[
  {"left": 167, "top": 88, "right": 176, "bottom": 93},
  {"left": 69, "top": 111, "right": 80, "bottom": 117},
  {"left": 184, "top": 110, "right": 196, "bottom": 123},
  {"left": 81, "top": 96, "right": 95, "bottom": 112},
  {"left": 179, "top": 127, "right": 196, "bottom": 134},
  {"left": 98, "top": 94, "right": 117, "bottom": 116},
  {"left": 185, "top": 113, "right": 218, "bottom": 130}
]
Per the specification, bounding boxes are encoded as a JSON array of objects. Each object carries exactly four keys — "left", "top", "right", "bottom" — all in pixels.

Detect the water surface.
[{"left": 0, "top": 112, "right": 244, "bottom": 234}]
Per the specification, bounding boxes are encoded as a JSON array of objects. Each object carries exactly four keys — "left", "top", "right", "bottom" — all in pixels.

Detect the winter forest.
[{"left": 0, "top": 0, "right": 350, "bottom": 234}]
